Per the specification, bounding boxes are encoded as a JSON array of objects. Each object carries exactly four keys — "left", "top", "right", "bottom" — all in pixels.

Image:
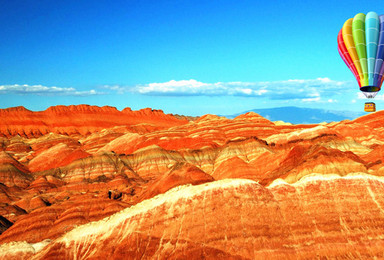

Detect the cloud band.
[
  {"left": 0, "top": 84, "right": 100, "bottom": 96},
  {"left": 104, "top": 78, "right": 351, "bottom": 102}
]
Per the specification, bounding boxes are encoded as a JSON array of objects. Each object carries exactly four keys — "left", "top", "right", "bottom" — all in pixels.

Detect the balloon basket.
[{"left": 364, "top": 102, "right": 376, "bottom": 112}]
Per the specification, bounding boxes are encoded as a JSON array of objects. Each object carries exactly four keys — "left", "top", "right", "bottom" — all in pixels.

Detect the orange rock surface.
[
  {"left": 0, "top": 105, "right": 188, "bottom": 137},
  {"left": 1, "top": 105, "right": 384, "bottom": 259},
  {"left": 2, "top": 176, "right": 384, "bottom": 259}
]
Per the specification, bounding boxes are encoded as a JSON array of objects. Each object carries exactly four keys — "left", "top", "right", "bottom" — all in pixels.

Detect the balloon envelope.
[{"left": 338, "top": 11, "right": 384, "bottom": 98}]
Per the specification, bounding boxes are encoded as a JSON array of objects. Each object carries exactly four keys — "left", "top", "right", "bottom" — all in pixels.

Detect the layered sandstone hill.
[
  {"left": 1, "top": 105, "right": 384, "bottom": 259},
  {"left": 2, "top": 175, "right": 384, "bottom": 259},
  {"left": 0, "top": 105, "right": 188, "bottom": 137}
]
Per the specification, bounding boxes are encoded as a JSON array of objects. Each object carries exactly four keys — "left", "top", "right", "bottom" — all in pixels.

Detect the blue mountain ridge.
[{"left": 222, "top": 106, "right": 366, "bottom": 124}]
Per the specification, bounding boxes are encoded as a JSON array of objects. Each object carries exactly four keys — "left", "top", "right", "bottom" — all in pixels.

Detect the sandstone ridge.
[{"left": 0, "top": 105, "right": 189, "bottom": 137}]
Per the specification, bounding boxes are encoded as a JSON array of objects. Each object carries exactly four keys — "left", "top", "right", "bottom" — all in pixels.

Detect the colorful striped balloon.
[{"left": 338, "top": 11, "right": 384, "bottom": 98}]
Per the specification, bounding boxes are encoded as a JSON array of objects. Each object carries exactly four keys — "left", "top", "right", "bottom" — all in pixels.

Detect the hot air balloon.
[{"left": 338, "top": 11, "right": 384, "bottom": 112}]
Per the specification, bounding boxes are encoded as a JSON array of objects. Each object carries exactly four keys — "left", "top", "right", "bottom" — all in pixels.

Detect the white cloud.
[
  {"left": 302, "top": 97, "right": 321, "bottom": 102},
  {"left": 105, "top": 78, "right": 351, "bottom": 101},
  {"left": 102, "top": 85, "right": 130, "bottom": 95},
  {"left": 0, "top": 84, "right": 101, "bottom": 96},
  {"left": 370, "top": 94, "right": 384, "bottom": 100},
  {"left": 139, "top": 79, "right": 210, "bottom": 94}
]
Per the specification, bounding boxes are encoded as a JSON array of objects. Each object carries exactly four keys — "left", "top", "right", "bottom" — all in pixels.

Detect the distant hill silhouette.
[{"left": 223, "top": 106, "right": 365, "bottom": 124}]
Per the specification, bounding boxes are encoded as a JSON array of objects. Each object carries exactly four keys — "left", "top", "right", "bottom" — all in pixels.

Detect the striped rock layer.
[
  {"left": 1, "top": 176, "right": 384, "bottom": 259},
  {"left": 1, "top": 105, "right": 384, "bottom": 258}
]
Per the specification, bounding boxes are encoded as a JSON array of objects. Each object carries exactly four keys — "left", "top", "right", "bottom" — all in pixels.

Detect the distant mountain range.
[{"left": 223, "top": 106, "right": 366, "bottom": 124}]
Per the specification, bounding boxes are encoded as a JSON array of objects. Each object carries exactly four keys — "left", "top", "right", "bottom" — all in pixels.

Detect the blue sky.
[{"left": 1, "top": 0, "right": 384, "bottom": 116}]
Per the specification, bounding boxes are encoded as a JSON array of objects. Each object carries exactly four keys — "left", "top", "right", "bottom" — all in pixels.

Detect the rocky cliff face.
[{"left": 1, "top": 105, "right": 384, "bottom": 259}]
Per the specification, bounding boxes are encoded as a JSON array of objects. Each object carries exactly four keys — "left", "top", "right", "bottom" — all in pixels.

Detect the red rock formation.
[
  {"left": 351, "top": 109, "right": 384, "bottom": 128},
  {"left": 212, "top": 156, "right": 261, "bottom": 180},
  {"left": 28, "top": 143, "right": 89, "bottom": 172},
  {"left": 262, "top": 144, "right": 368, "bottom": 185},
  {"left": 1, "top": 176, "right": 383, "bottom": 259},
  {"left": 0, "top": 194, "right": 130, "bottom": 244},
  {"left": 30, "top": 133, "right": 81, "bottom": 153},
  {"left": 5, "top": 137, "right": 31, "bottom": 155},
  {"left": 0, "top": 152, "right": 32, "bottom": 188},
  {"left": 2, "top": 106, "right": 384, "bottom": 259},
  {"left": 28, "top": 144, "right": 90, "bottom": 172},
  {"left": 139, "top": 162, "right": 214, "bottom": 201},
  {"left": 26, "top": 176, "right": 64, "bottom": 193},
  {"left": 0, "top": 183, "right": 27, "bottom": 223},
  {"left": 0, "top": 105, "right": 189, "bottom": 138},
  {"left": 14, "top": 196, "right": 49, "bottom": 214}
]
